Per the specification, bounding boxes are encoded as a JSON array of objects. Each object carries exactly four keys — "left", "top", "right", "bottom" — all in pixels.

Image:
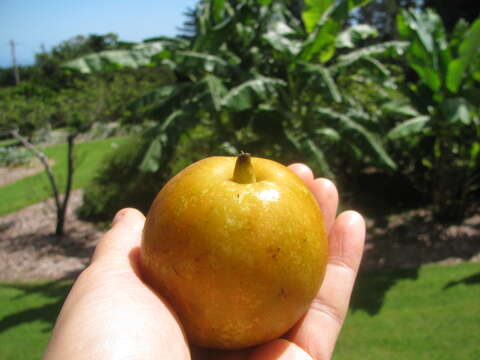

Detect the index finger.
[{"left": 288, "top": 164, "right": 338, "bottom": 233}]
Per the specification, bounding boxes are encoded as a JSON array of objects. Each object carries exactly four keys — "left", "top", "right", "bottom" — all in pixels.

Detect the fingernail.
[
  {"left": 347, "top": 211, "right": 365, "bottom": 227},
  {"left": 112, "top": 210, "right": 126, "bottom": 226}
]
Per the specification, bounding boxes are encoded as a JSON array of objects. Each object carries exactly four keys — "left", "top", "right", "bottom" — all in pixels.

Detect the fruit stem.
[{"left": 233, "top": 152, "right": 256, "bottom": 184}]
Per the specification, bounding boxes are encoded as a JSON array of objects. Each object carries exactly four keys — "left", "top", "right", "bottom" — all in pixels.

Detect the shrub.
[
  {"left": 77, "top": 134, "right": 165, "bottom": 221},
  {"left": 78, "top": 123, "right": 234, "bottom": 221},
  {"left": 0, "top": 146, "right": 33, "bottom": 166}
]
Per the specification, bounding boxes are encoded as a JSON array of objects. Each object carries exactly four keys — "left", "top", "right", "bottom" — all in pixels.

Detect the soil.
[
  {"left": 0, "top": 165, "right": 479, "bottom": 282},
  {"left": 0, "top": 159, "right": 54, "bottom": 187},
  {"left": 0, "top": 190, "right": 102, "bottom": 282},
  {"left": 362, "top": 209, "right": 480, "bottom": 270}
]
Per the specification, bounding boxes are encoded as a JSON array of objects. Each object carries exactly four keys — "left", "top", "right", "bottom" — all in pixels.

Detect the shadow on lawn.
[
  {"left": 350, "top": 212, "right": 480, "bottom": 315},
  {"left": 443, "top": 272, "right": 480, "bottom": 290},
  {"left": 349, "top": 267, "right": 420, "bottom": 315},
  {"left": 345, "top": 174, "right": 480, "bottom": 315},
  {"left": 0, "top": 278, "right": 74, "bottom": 334}
]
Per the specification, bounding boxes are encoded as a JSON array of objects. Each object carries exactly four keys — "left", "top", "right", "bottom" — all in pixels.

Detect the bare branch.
[{"left": 10, "top": 129, "right": 62, "bottom": 214}]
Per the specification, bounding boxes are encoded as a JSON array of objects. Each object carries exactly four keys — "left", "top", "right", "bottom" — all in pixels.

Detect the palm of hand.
[{"left": 44, "top": 164, "right": 365, "bottom": 360}]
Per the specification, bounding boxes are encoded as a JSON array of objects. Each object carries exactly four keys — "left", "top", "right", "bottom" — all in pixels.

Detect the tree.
[
  {"left": 351, "top": 0, "right": 480, "bottom": 40},
  {"left": 387, "top": 10, "right": 480, "bottom": 220},
  {"left": 0, "top": 82, "right": 56, "bottom": 138},
  {"left": 0, "top": 29, "right": 175, "bottom": 234},
  {"left": 3, "top": 78, "right": 109, "bottom": 236},
  {"left": 66, "top": 0, "right": 406, "bottom": 181},
  {"left": 10, "top": 130, "right": 76, "bottom": 236},
  {"left": 30, "top": 33, "right": 136, "bottom": 90}
]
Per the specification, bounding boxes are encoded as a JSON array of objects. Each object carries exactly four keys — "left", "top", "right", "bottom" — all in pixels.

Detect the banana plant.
[
  {"left": 387, "top": 9, "right": 480, "bottom": 219},
  {"left": 64, "top": 0, "right": 406, "bottom": 179}
]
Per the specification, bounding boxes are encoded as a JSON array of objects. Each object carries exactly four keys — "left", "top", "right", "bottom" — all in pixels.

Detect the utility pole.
[
  {"left": 9, "top": 39, "right": 20, "bottom": 85},
  {"left": 39, "top": 43, "right": 47, "bottom": 65}
]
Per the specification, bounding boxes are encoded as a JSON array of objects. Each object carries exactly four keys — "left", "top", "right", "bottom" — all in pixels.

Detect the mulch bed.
[
  {"left": 362, "top": 209, "right": 480, "bottom": 270},
  {"left": 0, "top": 190, "right": 102, "bottom": 282}
]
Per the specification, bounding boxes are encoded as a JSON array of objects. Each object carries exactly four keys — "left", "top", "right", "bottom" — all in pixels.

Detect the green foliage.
[
  {"left": 78, "top": 122, "right": 223, "bottom": 221},
  {"left": 0, "top": 147, "right": 33, "bottom": 166},
  {"left": 67, "top": 0, "right": 404, "bottom": 183},
  {"left": 0, "top": 65, "right": 173, "bottom": 141},
  {"left": 388, "top": 115, "right": 430, "bottom": 139},
  {"left": 62, "top": 42, "right": 166, "bottom": 74},
  {"left": 78, "top": 135, "right": 164, "bottom": 221},
  {"left": 0, "top": 83, "right": 56, "bottom": 136},
  {"left": 1, "top": 34, "right": 134, "bottom": 90},
  {"left": 388, "top": 9, "right": 480, "bottom": 219},
  {"left": 29, "top": 33, "right": 135, "bottom": 90},
  {"left": 1, "top": 31, "right": 172, "bottom": 146}
]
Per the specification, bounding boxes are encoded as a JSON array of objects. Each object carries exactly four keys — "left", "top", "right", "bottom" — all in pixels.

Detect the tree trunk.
[
  {"left": 55, "top": 133, "right": 77, "bottom": 236},
  {"left": 55, "top": 207, "right": 66, "bottom": 237}
]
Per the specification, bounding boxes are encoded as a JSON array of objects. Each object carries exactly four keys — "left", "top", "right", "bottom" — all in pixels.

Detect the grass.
[
  {"left": 335, "top": 262, "right": 480, "bottom": 359},
  {"left": 0, "top": 281, "right": 72, "bottom": 360},
  {"left": 0, "top": 263, "right": 478, "bottom": 359},
  {"left": 0, "top": 138, "right": 20, "bottom": 147},
  {"left": 0, "top": 136, "right": 128, "bottom": 216}
]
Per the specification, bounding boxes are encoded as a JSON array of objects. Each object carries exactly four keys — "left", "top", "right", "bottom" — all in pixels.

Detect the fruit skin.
[{"left": 140, "top": 156, "right": 328, "bottom": 349}]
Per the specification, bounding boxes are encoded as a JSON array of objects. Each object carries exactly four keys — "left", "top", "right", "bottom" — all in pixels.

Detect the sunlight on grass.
[
  {"left": 0, "top": 137, "right": 128, "bottom": 216},
  {"left": 335, "top": 262, "right": 480, "bottom": 360},
  {"left": 0, "top": 263, "right": 478, "bottom": 359},
  {"left": 0, "top": 281, "right": 72, "bottom": 360}
]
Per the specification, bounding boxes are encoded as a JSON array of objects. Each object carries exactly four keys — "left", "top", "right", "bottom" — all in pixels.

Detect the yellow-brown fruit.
[{"left": 140, "top": 155, "right": 328, "bottom": 349}]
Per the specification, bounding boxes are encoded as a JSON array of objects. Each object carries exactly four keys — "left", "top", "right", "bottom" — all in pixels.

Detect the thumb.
[{"left": 91, "top": 208, "right": 146, "bottom": 267}]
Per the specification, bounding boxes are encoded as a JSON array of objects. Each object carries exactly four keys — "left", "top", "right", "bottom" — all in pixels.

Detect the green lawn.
[
  {"left": 0, "top": 138, "right": 20, "bottom": 147},
  {"left": 0, "top": 262, "right": 478, "bottom": 360},
  {"left": 0, "top": 281, "right": 71, "bottom": 360},
  {"left": 0, "top": 136, "right": 127, "bottom": 215},
  {"left": 335, "top": 262, "right": 480, "bottom": 359}
]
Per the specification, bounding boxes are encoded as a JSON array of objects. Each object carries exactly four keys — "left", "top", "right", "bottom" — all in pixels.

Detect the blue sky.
[{"left": 0, "top": 0, "right": 198, "bottom": 67}]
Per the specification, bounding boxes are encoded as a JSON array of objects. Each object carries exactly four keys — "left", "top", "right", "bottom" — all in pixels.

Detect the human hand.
[{"left": 44, "top": 163, "right": 365, "bottom": 360}]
